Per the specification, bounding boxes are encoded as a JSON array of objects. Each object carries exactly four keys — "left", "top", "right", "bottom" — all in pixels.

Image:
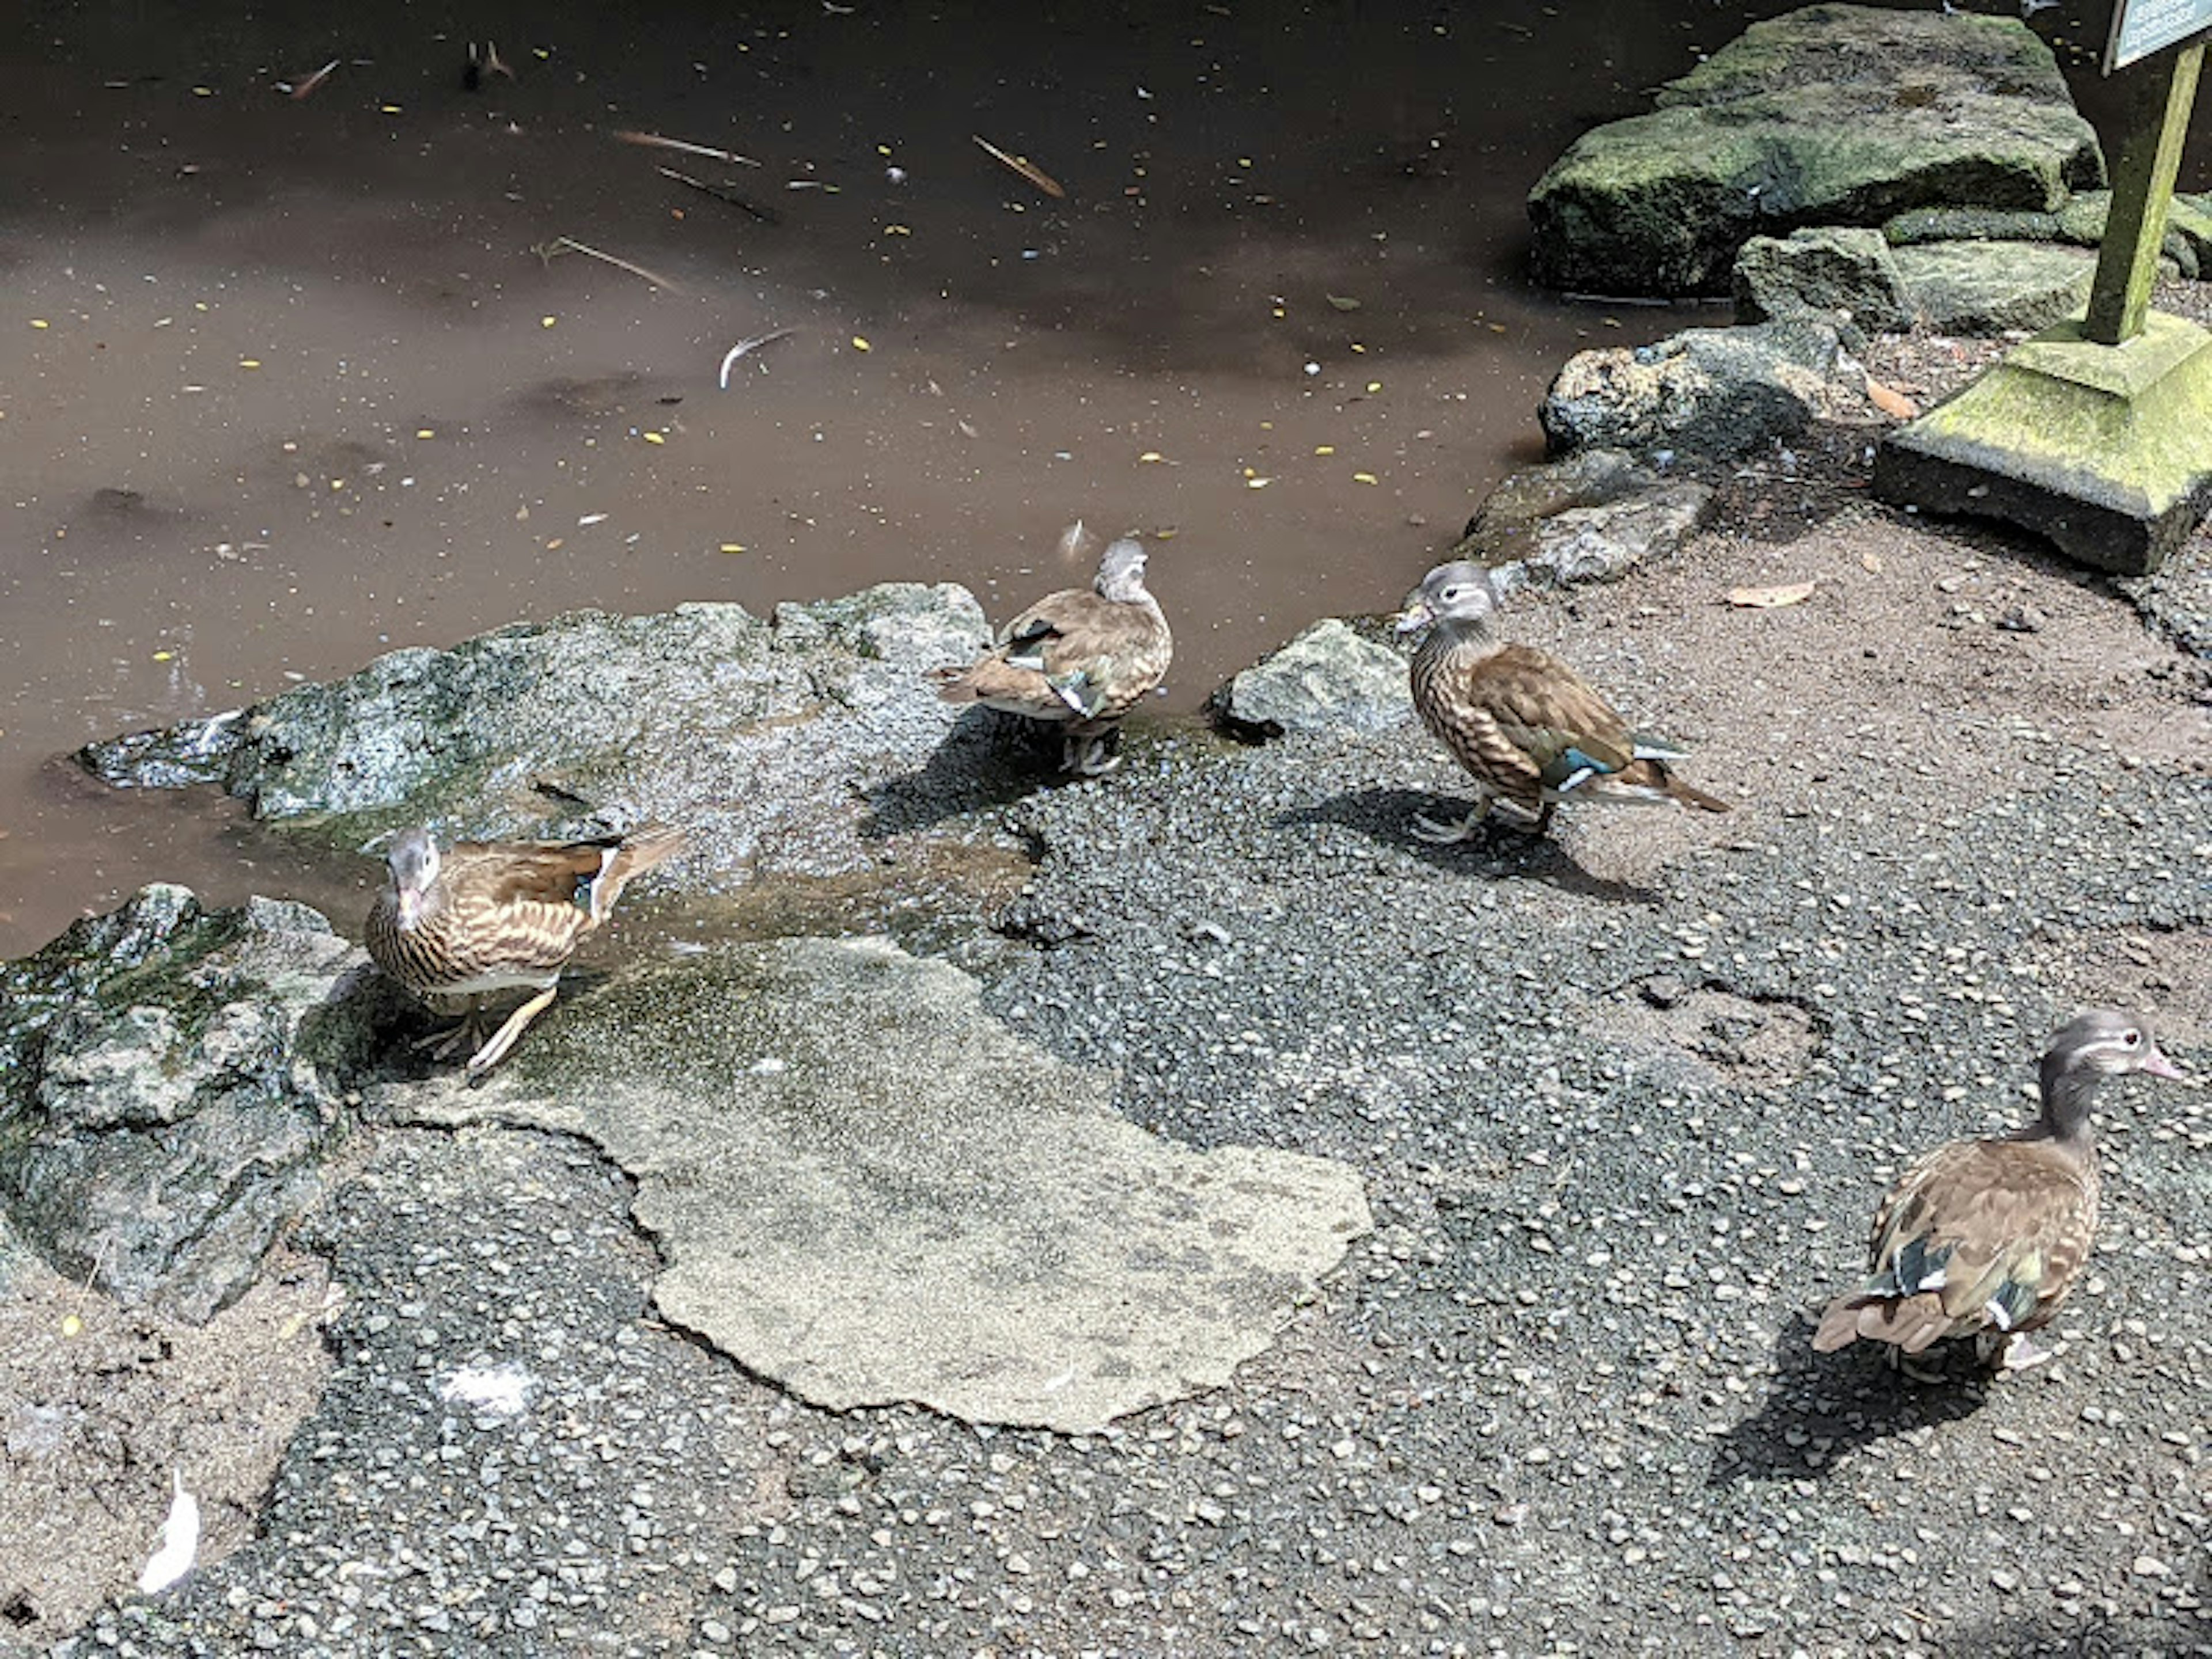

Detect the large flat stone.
[
  {"left": 74, "top": 584, "right": 994, "bottom": 883},
  {"left": 399, "top": 936, "right": 1372, "bottom": 1431},
  {"left": 1528, "top": 4, "right": 2102, "bottom": 296}
]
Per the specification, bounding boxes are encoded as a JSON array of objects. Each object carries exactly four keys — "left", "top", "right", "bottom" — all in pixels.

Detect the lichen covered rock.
[
  {"left": 1529, "top": 4, "right": 2102, "bottom": 296},
  {"left": 0, "top": 888, "right": 396, "bottom": 1321}
]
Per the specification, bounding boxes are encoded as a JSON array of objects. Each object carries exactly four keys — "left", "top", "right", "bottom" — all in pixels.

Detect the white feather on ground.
[{"left": 137, "top": 1468, "right": 200, "bottom": 1594}]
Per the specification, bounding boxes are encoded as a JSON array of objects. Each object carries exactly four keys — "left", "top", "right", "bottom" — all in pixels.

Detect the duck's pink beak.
[{"left": 2142, "top": 1042, "right": 2190, "bottom": 1083}]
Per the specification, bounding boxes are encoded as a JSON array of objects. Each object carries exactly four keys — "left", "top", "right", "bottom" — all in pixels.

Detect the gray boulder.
[
  {"left": 77, "top": 584, "right": 993, "bottom": 881},
  {"left": 1892, "top": 241, "right": 2098, "bottom": 335},
  {"left": 1214, "top": 620, "right": 1409, "bottom": 737},
  {"left": 1540, "top": 319, "right": 1841, "bottom": 461},
  {"left": 1490, "top": 484, "right": 1717, "bottom": 593},
  {"left": 1529, "top": 3, "right": 2103, "bottom": 296},
  {"left": 0, "top": 887, "right": 395, "bottom": 1321},
  {"left": 1456, "top": 450, "right": 1715, "bottom": 590},
  {"left": 399, "top": 935, "right": 1373, "bottom": 1432},
  {"left": 1733, "top": 227, "right": 1912, "bottom": 332}
]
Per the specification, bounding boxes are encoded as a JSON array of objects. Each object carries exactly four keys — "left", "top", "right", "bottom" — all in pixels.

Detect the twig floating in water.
[
  {"left": 286, "top": 59, "right": 339, "bottom": 100},
  {"left": 615, "top": 129, "right": 762, "bottom": 168},
  {"left": 719, "top": 329, "right": 796, "bottom": 389},
  {"left": 543, "top": 236, "right": 680, "bottom": 293},
  {"left": 656, "top": 166, "right": 782, "bottom": 225},
  {"left": 972, "top": 134, "right": 1065, "bottom": 199}
]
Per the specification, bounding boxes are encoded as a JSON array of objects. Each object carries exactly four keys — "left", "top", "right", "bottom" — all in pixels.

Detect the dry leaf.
[
  {"left": 1726, "top": 579, "right": 1817, "bottom": 609},
  {"left": 1863, "top": 374, "right": 1919, "bottom": 421}
]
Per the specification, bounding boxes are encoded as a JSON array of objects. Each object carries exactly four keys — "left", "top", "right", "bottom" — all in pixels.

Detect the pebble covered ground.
[{"left": 27, "top": 472, "right": 2211, "bottom": 1658}]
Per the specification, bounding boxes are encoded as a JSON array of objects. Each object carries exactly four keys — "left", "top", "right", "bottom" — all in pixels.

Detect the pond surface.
[{"left": 0, "top": 0, "right": 2186, "bottom": 954}]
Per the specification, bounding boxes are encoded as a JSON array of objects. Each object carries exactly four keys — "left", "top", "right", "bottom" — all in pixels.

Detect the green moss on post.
[{"left": 2084, "top": 42, "right": 2204, "bottom": 344}]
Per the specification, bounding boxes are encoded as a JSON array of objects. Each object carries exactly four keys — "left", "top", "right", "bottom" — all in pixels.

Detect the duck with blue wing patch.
[
  {"left": 1395, "top": 560, "right": 1728, "bottom": 842},
  {"left": 1813, "top": 1010, "right": 2190, "bottom": 1373},
  {"left": 932, "top": 536, "right": 1172, "bottom": 777}
]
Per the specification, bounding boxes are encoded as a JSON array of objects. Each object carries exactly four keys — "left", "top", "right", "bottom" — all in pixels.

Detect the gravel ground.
[{"left": 14, "top": 414, "right": 2212, "bottom": 1657}]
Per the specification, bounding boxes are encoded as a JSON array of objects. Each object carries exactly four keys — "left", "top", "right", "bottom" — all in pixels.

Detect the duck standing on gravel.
[
  {"left": 1813, "top": 1009, "right": 2190, "bottom": 1372},
  {"left": 365, "top": 824, "right": 684, "bottom": 1076},
  {"left": 1394, "top": 560, "right": 1729, "bottom": 842},
  {"left": 931, "top": 536, "right": 1171, "bottom": 777}
]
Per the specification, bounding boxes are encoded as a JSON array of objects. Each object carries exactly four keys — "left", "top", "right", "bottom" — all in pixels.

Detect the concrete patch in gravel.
[{"left": 395, "top": 935, "right": 1372, "bottom": 1432}]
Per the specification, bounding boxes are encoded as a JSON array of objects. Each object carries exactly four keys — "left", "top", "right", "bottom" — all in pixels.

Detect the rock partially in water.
[
  {"left": 77, "top": 584, "right": 993, "bottom": 882},
  {"left": 399, "top": 935, "right": 1373, "bottom": 1431},
  {"left": 1214, "top": 620, "right": 1410, "bottom": 738},
  {"left": 1456, "top": 449, "right": 1714, "bottom": 592},
  {"left": 1528, "top": 5, "right": 2101, "bottom": 297},
  {"left": 1540, "top": 320, "right": 1840, "bottom": 463},
  {"left": 1488, "top": 483, "right": 1717, "bottom": 594},
  {"left": 0, "top": 887, "right": 396, "bottom": 1323}
]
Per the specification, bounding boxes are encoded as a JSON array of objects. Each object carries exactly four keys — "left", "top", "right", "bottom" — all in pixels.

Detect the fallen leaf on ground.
[
  {"left": 1727, "top": 579, "right": 1817, "bottom": 608},
  {"left": 1863, "top": 374, "right": 1919, "bottom": 420}
]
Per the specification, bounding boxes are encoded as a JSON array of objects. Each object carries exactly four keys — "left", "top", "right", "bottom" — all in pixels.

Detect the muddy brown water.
[{"left": 0, "top": 0, "right": 2195, "bottom": 957}]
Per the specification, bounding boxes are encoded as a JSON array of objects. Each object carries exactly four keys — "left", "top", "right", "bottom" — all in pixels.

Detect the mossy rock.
[{"left": 1529, "top": 3, "right": 2102, "bottom": 296}]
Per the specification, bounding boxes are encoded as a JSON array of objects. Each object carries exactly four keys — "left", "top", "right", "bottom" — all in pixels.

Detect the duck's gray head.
[
  {"left": 385, "top": 828, "right": 441, "bottom": 927},
  {"left": 2046, "top": 1009, "right": 2186, "bottom": 1082},
  {"left": 1395, "top": 560, "right": 1499, "bottom": 635},
  {"left": 2039, "top": 1009, "right": 2189, "bottom": 1137},
  {"left": 1093, "top": 537, "right": 1150, "bottom": 603}
]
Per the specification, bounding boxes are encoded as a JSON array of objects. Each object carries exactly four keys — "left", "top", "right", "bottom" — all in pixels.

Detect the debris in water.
[
  {"left": 537, "top": 236, "right": 679, "bottom": 293},
  {"left": 657, "top": 166, "right": 781, "bottom": 224},
  {"left": 463, "top": 41, "right": 514, "bottom": 90},
  {"left": 973, "top": 134, "right": 1066, "bottom": 199},
  {"left": 283, "top": 59, "right": 339, "bottom": 100},
  {"left": 615, "top": 129, "right": 760, "bottom": 167},
  {"left": 718, "top": 329, "right": 796, "bottom": 389}
]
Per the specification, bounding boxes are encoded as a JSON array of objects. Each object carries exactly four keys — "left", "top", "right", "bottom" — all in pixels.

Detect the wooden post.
[{"left": 2082, "top": 39, "right": 2205, "bottom": 346}]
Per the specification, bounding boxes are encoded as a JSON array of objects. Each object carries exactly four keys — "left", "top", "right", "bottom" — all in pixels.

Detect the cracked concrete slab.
[{"left": 395, "top": 935, "right": 1371, "bottom": 1432}]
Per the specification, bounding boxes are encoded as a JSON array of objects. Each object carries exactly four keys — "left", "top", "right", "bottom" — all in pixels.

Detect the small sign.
[{"left": 2107, "top": 0, "right": 2212, "bottom": 71}]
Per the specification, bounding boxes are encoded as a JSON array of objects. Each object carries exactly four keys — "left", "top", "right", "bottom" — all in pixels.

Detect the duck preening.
[
  {"left": 365, "top": 824, "right": 684, "bottom": 1075},
  {"left": 931, "top": 536, "right": 1172, "bottom": 777},
  {"left": 1396, "top": 560, "right": 1728, "bottom": 841},
  {"left": 1813, "top": 1009, "right": 2190, "bottom": 1372}
]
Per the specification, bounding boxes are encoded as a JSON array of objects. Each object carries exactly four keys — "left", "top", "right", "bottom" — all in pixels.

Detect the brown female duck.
[
  {"left": 1395, "top": 560, "right": 1728, "bottom": 840},
  {"left": 1814, "top": 1009, "right": 2189, "bottom": 1370},
  {"left": 365, "top": 824, "right": 683, "bottom": 1075},
  {"left": 933, "top": 536, "right": 1171, "bottom": 776}
]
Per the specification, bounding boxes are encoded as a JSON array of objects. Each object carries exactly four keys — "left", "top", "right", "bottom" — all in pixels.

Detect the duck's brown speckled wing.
[
  {"left": 1412, "top": 638, "right": 1634, "bottom": 805},
  {"left": 1813, "top": 1138, "right": 2098, "bottom": 1354},
  {"left": 936, "top": 587, "right": 1172, "bottom": 725},
  {"left": 366, "top": 828, "right": 682, "bottom": 997}
]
